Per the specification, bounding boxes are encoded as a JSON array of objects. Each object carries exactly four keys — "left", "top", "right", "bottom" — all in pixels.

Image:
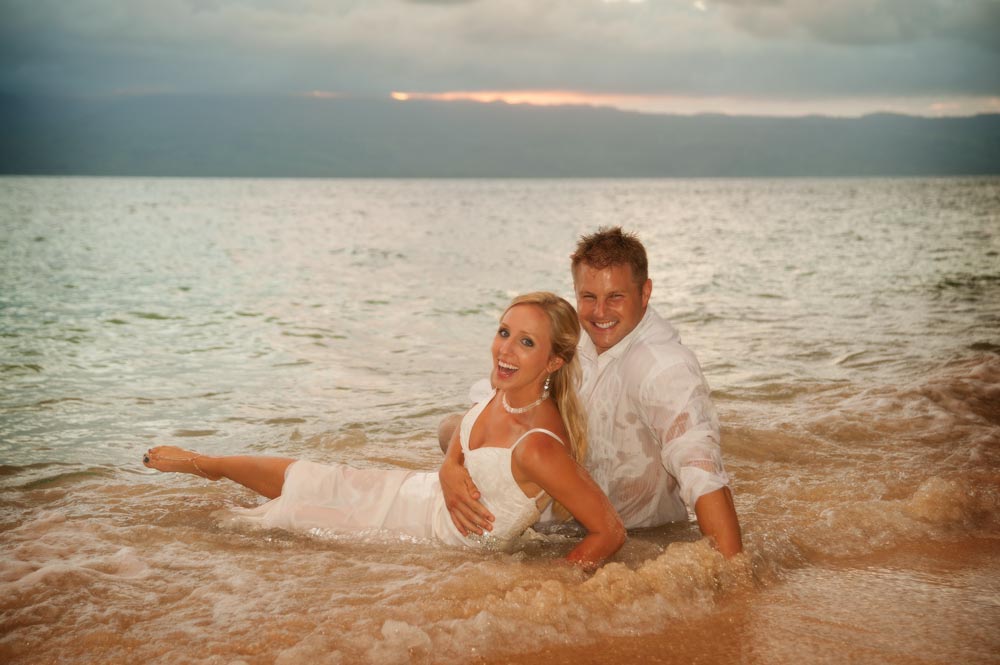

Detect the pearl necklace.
[{"left": 501, "top": 390, "right": 550, "bottom": 414}]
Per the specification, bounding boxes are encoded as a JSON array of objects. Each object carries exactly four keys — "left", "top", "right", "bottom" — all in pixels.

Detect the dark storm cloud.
[
  {"left": 0, "top": 0, "right": 996, "bottom": 107},
  {"left": 711, "top": 0, "right": 1000, "bottom": 49}
]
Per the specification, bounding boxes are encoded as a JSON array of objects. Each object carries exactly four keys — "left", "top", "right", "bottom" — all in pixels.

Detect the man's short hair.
[{"left": 570, "top": 226, "right": 648, "bottom": 286}]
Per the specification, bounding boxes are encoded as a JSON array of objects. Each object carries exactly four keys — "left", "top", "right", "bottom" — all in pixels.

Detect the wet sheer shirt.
[{"left": 577, "top": 306, "right": 730, "bottom": 528}]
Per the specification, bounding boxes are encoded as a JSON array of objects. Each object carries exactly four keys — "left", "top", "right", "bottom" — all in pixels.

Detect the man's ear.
[{"left": 641, "top": 279, "right": 652, "bottom": 309}]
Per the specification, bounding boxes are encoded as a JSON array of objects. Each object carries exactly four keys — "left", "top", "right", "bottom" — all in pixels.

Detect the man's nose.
[{"left": 593, "top": 299, "right": 606, "bottom": 318}]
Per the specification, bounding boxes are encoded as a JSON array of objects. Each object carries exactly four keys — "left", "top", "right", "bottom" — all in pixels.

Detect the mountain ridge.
[{"left": 2, "top": 94, "right": 998, "bottom": 177}]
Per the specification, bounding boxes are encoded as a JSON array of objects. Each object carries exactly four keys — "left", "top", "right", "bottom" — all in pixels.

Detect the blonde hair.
[{"left": 504, "top": 292, "right": 588, "bottom": 469}]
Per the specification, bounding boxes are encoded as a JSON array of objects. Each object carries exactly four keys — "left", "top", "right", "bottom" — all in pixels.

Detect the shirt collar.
[{"left": 579, "top": 305, "right": 659, "bottom": 363}]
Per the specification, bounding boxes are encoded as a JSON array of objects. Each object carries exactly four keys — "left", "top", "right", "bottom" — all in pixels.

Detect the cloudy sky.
[{"left": 1, "top": 0, "right": 998, "bottom": 117}]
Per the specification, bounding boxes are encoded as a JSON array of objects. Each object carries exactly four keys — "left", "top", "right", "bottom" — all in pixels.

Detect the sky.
[{"left": 1, "top": 0, "right": 999, "bottom": 117}]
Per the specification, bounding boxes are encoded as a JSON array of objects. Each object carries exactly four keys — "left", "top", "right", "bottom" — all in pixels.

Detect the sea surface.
[{"left": 1, "top": 177, "right": 998, "bottom": 664}]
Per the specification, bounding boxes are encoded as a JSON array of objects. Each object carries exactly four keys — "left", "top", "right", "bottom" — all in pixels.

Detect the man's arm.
[
  {"left": 438, "top": 419, "right": 495, "bottom": 535},
  {"left": 694, "top": 486, "right": 742, "bottom": 558},
  {"left": 645, "top": 357, "right": 743, "bottom": 558}
]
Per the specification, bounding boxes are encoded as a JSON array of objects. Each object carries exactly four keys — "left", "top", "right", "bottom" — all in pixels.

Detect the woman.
[{"left": 144, "top": 292, "right": 626, "bottom": 568}]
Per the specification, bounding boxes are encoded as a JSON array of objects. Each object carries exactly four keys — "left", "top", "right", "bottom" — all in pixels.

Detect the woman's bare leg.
[{"left": 144, "top": 445, "right": 295, "bottom": 499}]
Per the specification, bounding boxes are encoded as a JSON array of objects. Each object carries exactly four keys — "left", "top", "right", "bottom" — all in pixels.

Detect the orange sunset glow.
[
  {"left": 390, "top": 90, "right": 625, "bottom": 108},
  {"left": 387, "top": 90, "right": 1000, "bottom": 118}
]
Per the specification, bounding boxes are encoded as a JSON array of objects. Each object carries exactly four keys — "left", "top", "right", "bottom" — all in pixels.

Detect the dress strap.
[
  {"left": 511, "top": 429, "right": 565, "bottom": 503},
  {"left": 510, "top": 428, "right": 565, "bottom": 450},
  {"left": 510, "top": 428, "right": 566, "bottom": 503}
]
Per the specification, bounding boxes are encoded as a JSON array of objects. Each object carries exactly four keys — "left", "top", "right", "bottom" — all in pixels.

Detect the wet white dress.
[{"left": 228, "top": 391, "right": 561, "bottom": 551}]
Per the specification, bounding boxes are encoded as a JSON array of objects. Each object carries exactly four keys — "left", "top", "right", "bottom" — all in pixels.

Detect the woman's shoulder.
[
  {"left": 512, "top": 416, "right": 570, "bottom": 463},
  {"left": 510, "top": 425, "right": 577, "bottom": 491},
  {"left": 524, "top": 403, "right": 568, "bottom": 441}
]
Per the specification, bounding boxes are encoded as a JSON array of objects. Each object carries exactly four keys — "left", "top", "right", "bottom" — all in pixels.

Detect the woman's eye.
[
  {"left": 521, "top": 338, "right": 534, "bottom": 347},
  {"left": 498, "top": 328, "right": 509, "bottom": 338}
]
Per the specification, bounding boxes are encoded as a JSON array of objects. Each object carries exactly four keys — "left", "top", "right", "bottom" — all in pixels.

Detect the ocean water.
[{"left": 1, "top": 177, "right": 998, "bottom": 664}]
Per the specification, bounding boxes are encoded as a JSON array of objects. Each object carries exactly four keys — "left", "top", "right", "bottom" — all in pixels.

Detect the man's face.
[{"left": 573, "top": 263, "right": 652, "bottom": 354}]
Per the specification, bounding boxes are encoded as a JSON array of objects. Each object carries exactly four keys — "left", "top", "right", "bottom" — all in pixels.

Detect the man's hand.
[
  {"left": 439, "top": 456, "right": 494, "bottom": 535},
  {"left": 439, "top": 424, "right": 494, "bottom": 536}
]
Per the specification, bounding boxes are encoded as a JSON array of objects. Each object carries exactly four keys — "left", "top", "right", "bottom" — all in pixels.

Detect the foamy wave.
[
  {"left": 722, "top": 352, "right": 1000, "bottom": 566},
  {"left": 323, "top": 540, "right": 757, "bottom": 664}
]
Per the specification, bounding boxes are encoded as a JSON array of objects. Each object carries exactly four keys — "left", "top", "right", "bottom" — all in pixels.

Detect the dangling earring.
[{"left": 543, "top": 374, "right": 551, "bottom": 396}]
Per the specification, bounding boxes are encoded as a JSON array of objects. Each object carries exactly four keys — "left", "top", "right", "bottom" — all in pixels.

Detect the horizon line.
[{"left": 4, "top": 89, "right": 1000, "bottom": 120}]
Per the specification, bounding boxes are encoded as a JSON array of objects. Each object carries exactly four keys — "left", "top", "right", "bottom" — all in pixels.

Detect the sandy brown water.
[
  {"left": 506, "top": 539, "right": 999, "bottom": 665},
  {"left": 2, "top": 177, "right": 999, "bottom": 663}
]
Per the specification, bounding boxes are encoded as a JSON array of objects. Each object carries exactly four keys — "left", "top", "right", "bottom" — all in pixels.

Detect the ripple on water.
[{"left": 171, "top": 429, "right": 219, "bottom": 438}]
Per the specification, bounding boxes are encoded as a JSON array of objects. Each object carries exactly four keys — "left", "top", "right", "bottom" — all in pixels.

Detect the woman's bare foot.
[{"left": 143, "top": 446, "right": 221, "bottom": 480}]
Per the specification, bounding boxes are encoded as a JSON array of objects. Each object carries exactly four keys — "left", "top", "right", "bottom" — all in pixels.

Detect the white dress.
[{"left": 228, "top": 391, "right": 561, "bottom": 551}]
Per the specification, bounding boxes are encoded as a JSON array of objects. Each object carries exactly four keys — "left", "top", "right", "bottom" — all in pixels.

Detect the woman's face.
[{"left": 490, "top": 304, "right": 562, "bottom": 399}]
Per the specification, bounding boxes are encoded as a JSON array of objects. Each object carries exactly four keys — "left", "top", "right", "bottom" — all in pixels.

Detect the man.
[{"left": 439, "top": 227, "right": 742, "bottom": 558}]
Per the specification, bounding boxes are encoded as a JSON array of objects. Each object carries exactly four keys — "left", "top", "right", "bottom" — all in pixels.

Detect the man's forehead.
[{"left": 573, "top": 262, "right": 637, "bottom": 287}]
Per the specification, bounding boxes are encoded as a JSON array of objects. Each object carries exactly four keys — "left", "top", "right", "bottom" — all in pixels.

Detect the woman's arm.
[{"left": 514, "top": 436, "right": 626, "bottom": 569}]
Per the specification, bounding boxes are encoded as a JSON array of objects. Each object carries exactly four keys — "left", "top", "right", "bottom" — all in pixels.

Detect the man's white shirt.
[{"left": 576, "top": 306, "right": 730, "bottom": 528}]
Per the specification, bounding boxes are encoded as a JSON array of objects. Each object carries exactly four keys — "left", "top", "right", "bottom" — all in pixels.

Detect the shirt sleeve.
[{"left": 638, "top": 355, "right": 730, "bottom": 509}]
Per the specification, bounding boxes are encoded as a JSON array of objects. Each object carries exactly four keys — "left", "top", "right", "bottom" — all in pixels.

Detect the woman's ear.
[{"left": 546, "top": 356, "right": 565, "bottom": 374}]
